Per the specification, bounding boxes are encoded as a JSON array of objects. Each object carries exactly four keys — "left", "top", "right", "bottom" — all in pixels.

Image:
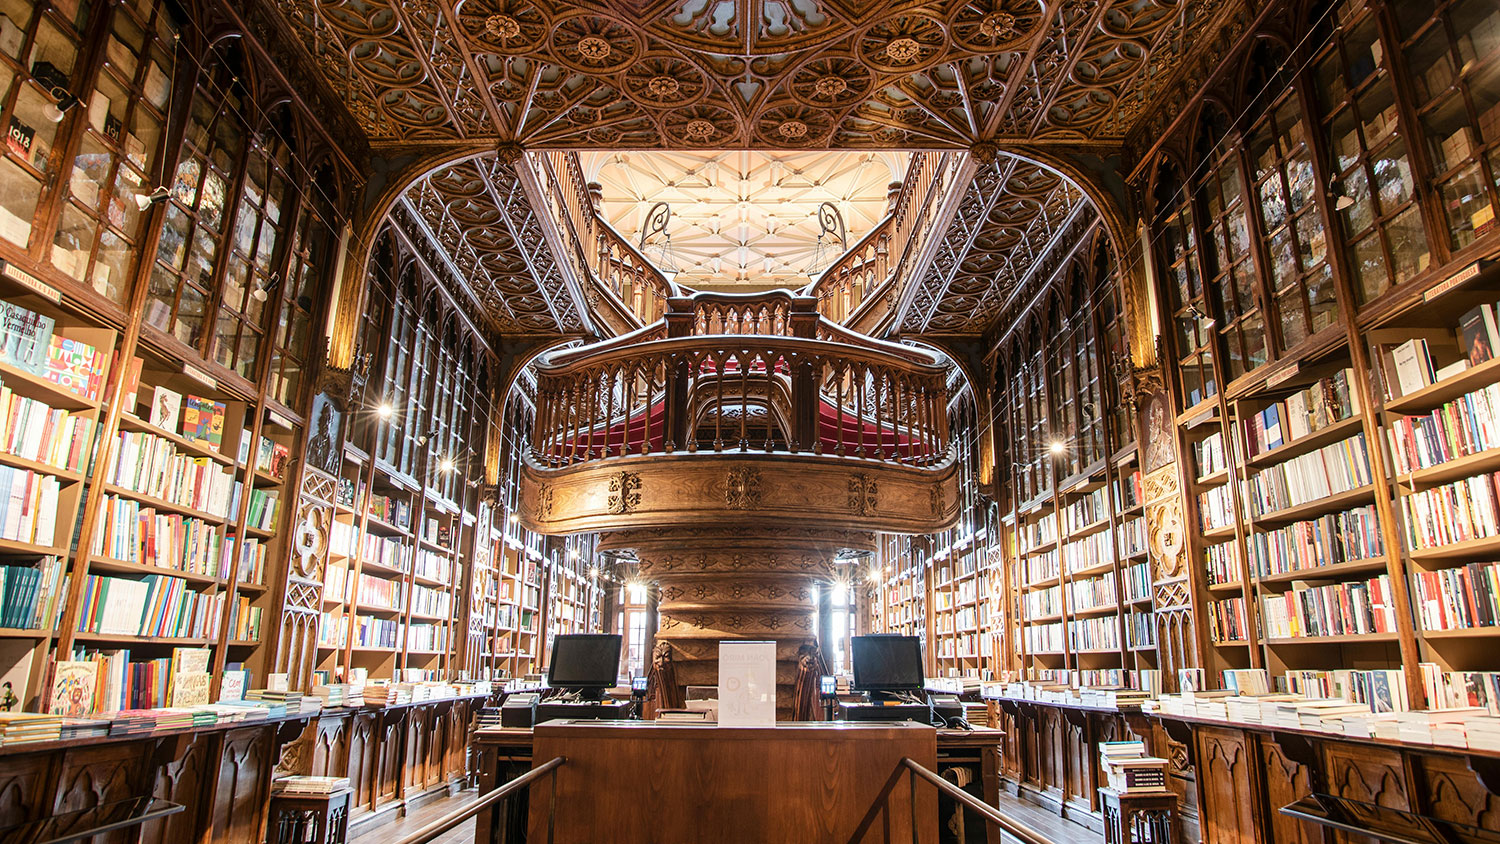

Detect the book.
[
  {"left": 181, "top": 394, "right": 225, "bottom": 450},
  {"left": 1392, "top": 338, "right": 1435, "bottom": 396},
  {"left": 50, "top": 661, "right": 98, "bottom": 716},
  {"left": 1462, "top": 306, "right": 1494, "bottom": 365},
  {"left": 5, "top": 116, "right": 33, "bottom": 159},
  {"left": 149, "top": 386, "right": 182, "bottom": 431},
  {"left": 220, "top": 670, "right": 247, "bottom": 702},
  {"left": 121, "top": 356, "right": 143, "bottom": 413},
  {"left": 170, "top": 672, "right": 211, "bottom": 707},
  {"left": 0, "top": 301, "right": 55, "bottom": 375}
]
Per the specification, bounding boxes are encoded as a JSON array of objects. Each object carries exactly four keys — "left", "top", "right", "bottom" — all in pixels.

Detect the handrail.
[
  {"left": 392, "top": 755, "right": 566, "bottom": 844},
  {"left": 899, "top": 757, "right": 1056, "bottom": 844}
]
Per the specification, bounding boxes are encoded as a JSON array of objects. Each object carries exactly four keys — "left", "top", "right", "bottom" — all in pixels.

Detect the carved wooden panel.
[
  {"left": 54, "top": 742, "right": 149, "bottom": 844},
  {"left": 405, "top": 705, "right": 432, "bottom": 794},
  {"left": 0, "top": 753, "right": 49, "bottom": 829},
  {"left": 313, "top": 713, "right": 352, "bottom": 778},
  {"left": 1062, "top": 711, "right": 1091, "bottom": 810},
  {"left": 1037, "top": 706, "right": 1065, "bottom": 801},
  {"left": 1416, "top": 754, "right": 1500, "bottom": 831},
  {"left": 347, "top": 712, "right": 378, "bottom": 814},
  {"left": 1195, "top": 726, "right": 1260, "bottom": 844},
  {"left": 141, "top": 735, "right": 213, "bottom": 844},
  {"left": 210, "top": 728, "right": 274, "bottom": 844},
  {"left": 376, "top": 713, "right": 406, "bottom": 807},
  {"left": 1257, "top": 737, "right": 1322, "bottom": 844}
]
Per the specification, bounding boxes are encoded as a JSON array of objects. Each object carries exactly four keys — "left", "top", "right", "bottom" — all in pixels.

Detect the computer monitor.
[
  {"left": 546, "top": 634, "right": 622, "bottom": 700},
  {"left": 850, "top": 634, "right": 925, "bottom": 693}
]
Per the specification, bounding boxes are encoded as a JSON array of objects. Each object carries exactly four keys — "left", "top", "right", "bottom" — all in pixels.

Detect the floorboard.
[
  {"left": 349, "top": 789, "right": 479, "bottom": 844},
  {"left": 992, "top": 788, "right": 1102, "bottom": 843}
]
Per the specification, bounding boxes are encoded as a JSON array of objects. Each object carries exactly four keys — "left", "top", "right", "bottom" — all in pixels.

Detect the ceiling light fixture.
[
  {"left": 134, "top": 186, "right": 170, "bottom": 210},
  {"left": 1049, "top": 439, "right": 1066, "bottom": 455},
  {"left": 375, "top": 402, "right": 394, "bottom": 420}
]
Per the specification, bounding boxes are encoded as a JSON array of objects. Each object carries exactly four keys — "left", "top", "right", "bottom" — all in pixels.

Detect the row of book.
[
  {"left": 414, "top": 547, "right": 452, "bottom": 584},
  {"left": 244, "top": 488, "right": 279, "bottom": 531},
  {"left": 1025, "top": 621, "right": 1063, "bottom": 654},
  {"left": 0, "top": 384, "right": 95, "bottom": 473},
  {"left": 1020, "top": 511, "right": 1057, "bottom": 552},
  {"left": 356, "top": 573, "right": 403, "bottom": 612},
  {"left": 359, "top": 532, "right": 408, "bottom": 573},
  {"left": 354, "top": 614, "right": 401, "bottom": 649},
  {"left": 1069, "top": 574, "right": 1116, "bottom": 612},
  {"left": 1399, "top": 471, "right": 1500, "bottom": 548},
  {"left": 0, "top": 299, "right": 110, "bottom": 400},
  {"left": 1207, "top": 596, "right": 1249, "bottom": 642},
  {"left": 318, "top": 610, "right": 347, "bottom": 648},
  {"left": 1242, "top": 433, "right": 1372, "bottom": 516},
  {"left": 1062, "top": 487, "right": 1107, "bottom": 534},
  {"left": 1206, "top": 542, "right": 1242, "bottom": 585},
  {"left": 410, "top": 583, "right": 451, "bottom": 618},
  {"left": 1246, "top": 505, "right": 1384, "bottom": 578},
  {"left": 1259, "top": 574, "right": 1399, "bottom": 639},
  {"left": 407, "top": 622, "right": 447, "bottom": 653},
  {"left": 0, "top": 466, "right": 62, "bottom": 546},
  {"left": 1123, "top": 562, "right": 1150, "bottom": 603},
  {"left": 1118, "top": 517, "right": 1147, "bottom": 558},
  {"left": 1025, "top": 548, "right": 1058, "bottom": 582},
  {"left": 1068, "top": 616, "right": 1119, "bottom": 651},
  {"left": 420, "top": 519, "right": 453, "bottom": 549},
  {"left": 254, "top": 435, "right": 292, "bottom": 480},
  {"left": 1115, "top": 471, "right": 1143, "bottom": 510},
  {"left": 1063, "top": 528, "right": 1114, "bottom": 574},
  {"left": 103, "top": 429, "right": 236, "bottom": 518},
  {"left": 228, "top": 594, "right": 261, "bottom": 642},
  {"left": 367, "top": 493, "right": 411, "bottom": 530},
  {"left": 1413, "top": 561, "right": 1500, "bottom": 632},
  {"left": 1127, "top": 610, "right": 1156, "bottom": 649},
  {"left": 0, "top": 557, "right": 64, "bottom": 630},
  {"left": 1199, "top": 484, "right": 1236, "bottom": 531},
  {"left": 92, "top": 494, "right": 223, "bottom": 574},
  {"left": 1387, "top": 379, "right": 1500, "bottom": 473},
  {"left": 1194, "top": 430, "right": 1229, "bottom": 479},
  {"left": 75, "top": 573, "right": 223, "bottom": 639},
  {"left": 323, "top": 562, "right": 353, "bottom": 605},
  {"left": 228, "top": 536, "right": 266, "bottom": 587},
  {"left": 1025, "top": 585, "right": 1062, "bottom": 618},
  {"left": 1242, "top": 368, "right": 1362, "bottom": 459}
]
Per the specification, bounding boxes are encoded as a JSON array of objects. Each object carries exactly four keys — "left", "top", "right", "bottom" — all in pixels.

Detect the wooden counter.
[
  {"left": 473, "top": 722, "right": 1003, "bottom": 844},
  {"left": 527, "top": 720, "right": 938, "bottom": 844}
]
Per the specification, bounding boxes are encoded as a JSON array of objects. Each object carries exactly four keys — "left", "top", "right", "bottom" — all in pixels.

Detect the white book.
[
  {"left": 34, "top": 476, "right": 57, "bottom": 547},
  {"left": 1285, "top": 392, "right": 1310, "bottom": 440},
  {"left": 1391, "top": 339, "right": 1434, "bottom": 396},
  {"left": 99, "top": 577, "right": 149, "bottom": 635}
]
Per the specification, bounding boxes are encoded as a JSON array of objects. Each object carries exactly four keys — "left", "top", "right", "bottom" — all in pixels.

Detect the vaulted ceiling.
[{"left": 268, "top": 0, "right": 1246, "bottom": 337}]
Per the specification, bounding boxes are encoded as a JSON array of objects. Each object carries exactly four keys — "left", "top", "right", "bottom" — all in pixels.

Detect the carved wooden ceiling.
[
  {"left": 580, "top": 150, "right": 907, "bottom": 288},
  {"left": 274, "top": 0, "right": 1228, "bottom": 148},
  {"left": 268, "top": 0, "right": 1243, "bottom": 337},
  {"left": 901, "top": 153, "right": 1093, "bottom": 336}
]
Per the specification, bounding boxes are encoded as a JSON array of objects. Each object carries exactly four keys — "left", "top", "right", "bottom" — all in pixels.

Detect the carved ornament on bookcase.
[
  {"left": 606, "top": 470, "right": 642, "bottom": 514},
  {"left": 534, "top": 482, "right": 555, "bottom": 519},
  {"left": 848, "top": 473, "right": 879, "bottom": 516},
  {"left": 658, "top": 580, "right": 812, "bottom": 605},
  {"left": 276, "top": 722, "right": 317, "bottom": 776},
  {"left": 301, "top": 470, "right": 339, "bottom": 506},
  {"left": 724, "top": 466, "right": 763, "bottom": 510},
  {"left": 292, "top": 499, "right": 332, "bottom": 583},
  {"left": 644, "top": 550, "right": 831, "bottom": 576}
]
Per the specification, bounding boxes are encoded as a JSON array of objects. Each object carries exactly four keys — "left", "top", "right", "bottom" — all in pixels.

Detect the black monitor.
[
  {"left": 546, "top": 634, "right": 622, "bottom": 700},
  {"left": 850, "top": 634, "right": 925, "bottom": 693}
]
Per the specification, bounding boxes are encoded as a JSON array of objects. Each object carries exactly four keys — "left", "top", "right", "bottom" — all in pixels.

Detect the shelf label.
[
  {"left": 1266, "top": 363, "right": 1300, "bottom": 388},
  {"left": 181, "top": 364, "right": 217, "bottom": 389},
  {"left": 1425, "top": 262, "right": 1481, "bottom": 302},
  {"left": 267, "top": 411, "right": 294, "bottom": 429},
  {"left": 2, "top": 262, "right": 61, "bottom": 303},
  {"left": 1185, "top": 409, "right": 1214, "bottom": 428}
]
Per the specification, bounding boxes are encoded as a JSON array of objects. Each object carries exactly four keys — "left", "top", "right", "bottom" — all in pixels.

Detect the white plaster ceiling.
[{"left": 579, "top": 151, "right": 910, "bottom": 289}]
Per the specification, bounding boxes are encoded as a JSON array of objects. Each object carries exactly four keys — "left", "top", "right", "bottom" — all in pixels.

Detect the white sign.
[{"left": 718, "top": 641, "right": 776, "bottom": 727}]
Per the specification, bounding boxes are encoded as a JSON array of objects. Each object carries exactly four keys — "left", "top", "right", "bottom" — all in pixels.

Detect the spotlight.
[
  {"left": 134, "top": 186, "right": 170, "bottom": 210},
  {"left": 1049, "top": 440, "right": 1066, "bottom": 455},
  {"left": 568, "top": 548, "right": 580, "bottom": 560},
  {"left": 41, "top": 90, "right": 78, "bottom": 123},
  {"left": 509, "top": 513, "right": 520, "bottom": 524},
  {"left": 250, "top": 272, "right": 280, "bottom": 302},
  {"left": 375, "top": 402, "right": 394, "bottom": 420},
  {"left": 416, "top": 428, "right": 438, "bottom": 446},
  {"left": 1334, "top": 192, "right": 1355, "bottom": 211},
  {"left": 439, "top": 457, "right": 455, "bottom": 473},
  {"left": 588, "top": 566, "right": 599, "bottom": 578}
]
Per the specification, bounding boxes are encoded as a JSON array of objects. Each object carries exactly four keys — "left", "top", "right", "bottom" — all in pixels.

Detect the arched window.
[{"left": 270, "top": 166, "right": 337, "bottom": 407}]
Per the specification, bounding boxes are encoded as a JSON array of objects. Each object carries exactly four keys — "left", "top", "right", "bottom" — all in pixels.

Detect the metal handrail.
[
  {"left": 392, "top": 756, "right": 566, "bottom": 844},
  {"left": 900, "top": 757, "right": 1056, "bottom": 844}
]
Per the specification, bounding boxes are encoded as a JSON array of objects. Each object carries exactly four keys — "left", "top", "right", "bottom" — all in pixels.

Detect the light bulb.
[
  {"left": 439, "top": 457, "right": 455, "bottom": 473},
  {"left": 509, "top": 514, "right": 520, "bottom": 524},
  {"left": 1049, "top": 440, "right": 1065, "bottom": 455},
  {"left": 376, "top": 402, "right": 394, "bottom": 420},
  {"left": 41, "top": 102, "right": 64, "bottom": 123}
]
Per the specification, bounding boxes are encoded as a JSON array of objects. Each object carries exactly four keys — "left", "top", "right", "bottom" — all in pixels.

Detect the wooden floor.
[
  {"left": 349, "top": 789, "right": 479, "bottom": 844},
  {"left": 347, "top": 782, "right": 1096, "bottom": 844}
]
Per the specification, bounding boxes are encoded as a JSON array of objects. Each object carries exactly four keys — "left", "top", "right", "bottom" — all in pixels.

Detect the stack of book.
[
  {"left": 0, "top": 711, "right": 63, "bottom": 745},
  {"left": 311, "top": 683, "right": 351, "bottom": 708},
  {"left": 1099, "top": 741, "right": 1168, "bottom": 793},
  {"left": 273, "top": 776, "right": 350, "bottom": 795},
  {"left": 59, "top": 717, "right": 111, "bottom": 740}
]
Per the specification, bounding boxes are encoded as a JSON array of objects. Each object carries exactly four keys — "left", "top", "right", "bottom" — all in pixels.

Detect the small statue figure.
[
  {"left": 792, "top": 640, "right": 829, "bottom": 721},
  {"left": 0, "top": 681, "right": 18, "bottom": 712},
  {"left": 645, "top": 641, "right": 684, "bottom": 716}
]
